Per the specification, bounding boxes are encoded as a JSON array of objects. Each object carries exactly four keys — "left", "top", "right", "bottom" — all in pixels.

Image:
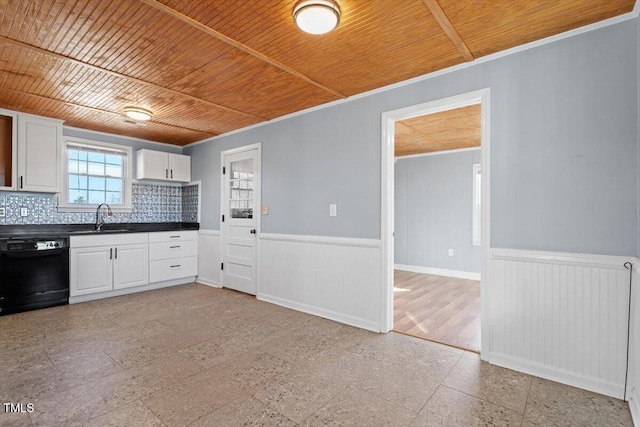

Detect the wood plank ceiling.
[
  {"left": 0, "top": 0, "right": 634, "bottom": 146},
  {"left": 395, "top": 104, "right": 481, "bottom": 157}
]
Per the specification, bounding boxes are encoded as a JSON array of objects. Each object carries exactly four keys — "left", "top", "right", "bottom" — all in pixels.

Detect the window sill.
[{"left": 57, "top": 205, "right": 132, "bottom": 214}]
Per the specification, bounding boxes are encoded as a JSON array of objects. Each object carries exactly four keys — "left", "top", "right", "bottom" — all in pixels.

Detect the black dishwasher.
[{"left": 0, "top": 235, "right": 70, "bottom": 316}]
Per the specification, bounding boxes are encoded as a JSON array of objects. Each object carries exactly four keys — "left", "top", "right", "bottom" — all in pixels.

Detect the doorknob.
[{"left": 250, "top": 229, "right": 256, "bottom": 234}]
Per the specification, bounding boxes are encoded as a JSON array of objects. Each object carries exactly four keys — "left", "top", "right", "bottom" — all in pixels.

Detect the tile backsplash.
[
  {"left": 181, "top": 184, "right": 199, "bottom": 223},
  {"left": 0, "top": 182, "right": 199, "bottom": 225}
]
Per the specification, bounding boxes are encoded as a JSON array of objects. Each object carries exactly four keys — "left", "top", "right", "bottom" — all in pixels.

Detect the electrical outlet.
[
  {"left": 262, "top": 205, "right": 269, "bottom": 215},
  {"left": 20, "top": 207, "right": 28, "bottom": 217},
  {"left": 329, "top": 204, "right": 337, "bottom": 217},
  {"left": 448, "top": 249, "right": 454, "bottom": 256},
  {"left": 0, "top": 207, "right": 5, "bottom": 217}
]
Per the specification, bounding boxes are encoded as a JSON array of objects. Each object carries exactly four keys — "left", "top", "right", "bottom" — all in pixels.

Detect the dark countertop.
[{"left": 0, "top": 222, "right": 199, "bottom": 238}]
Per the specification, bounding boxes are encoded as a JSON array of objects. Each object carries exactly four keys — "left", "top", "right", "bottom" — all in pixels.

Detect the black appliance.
[{"left": 0, "top": 235, "right": 69, "bottom": 316}]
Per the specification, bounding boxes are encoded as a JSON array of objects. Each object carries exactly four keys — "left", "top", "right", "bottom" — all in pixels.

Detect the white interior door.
[{"left": 221, "top": 146, "right": 260, "bottom": 295}]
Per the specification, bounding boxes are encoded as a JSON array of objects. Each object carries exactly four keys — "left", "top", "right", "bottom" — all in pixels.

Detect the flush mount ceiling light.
[
  {"left": 293, "top": 0, "right": 340, "bottom": 35},
  {"left": 123, "top": 106, "right": 153, "bottom": 121}
]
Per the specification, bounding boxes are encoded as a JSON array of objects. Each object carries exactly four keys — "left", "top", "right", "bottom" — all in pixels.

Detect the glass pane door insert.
[{"left": 228, "top": 158, "right": 254, "bottom": 219}]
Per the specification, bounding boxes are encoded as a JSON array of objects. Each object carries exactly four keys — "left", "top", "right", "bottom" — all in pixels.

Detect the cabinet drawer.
[
  {"left": 149, "top": 257, "right": 197, "bottom": 282},
  {"left": 148, "top": 231, "right": 197, "bottom": 243},
  {"left": 149, "top": 240, "right": 197, "bottom": 261}
]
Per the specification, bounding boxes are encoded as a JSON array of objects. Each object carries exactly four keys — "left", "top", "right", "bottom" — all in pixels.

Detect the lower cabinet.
[
  {"left": 113, "top": 244, "right": 149, "bottom": 290},
  {"left": 149, "top": 230, "right": 198, "bottom": 283},
  {"left": 70, "top": 231, "right": 198, "bottom": 299},
  {"left": 70, "top": 234, "right": 149, "bottom": 297},
  {"left": 70, "top": 246, "right": 113, "bottom": 296}
]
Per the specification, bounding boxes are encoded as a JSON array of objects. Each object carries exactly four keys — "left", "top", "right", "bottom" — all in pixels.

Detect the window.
[
  {"left": 472, "top": 163, "right": 481, "bottom": 246},
  {"left": 59, "top": 138, "right": 132, "bottom": 212}
]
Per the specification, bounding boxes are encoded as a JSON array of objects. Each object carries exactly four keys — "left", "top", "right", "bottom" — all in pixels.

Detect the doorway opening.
[{"left": 380, "top": 89, "right": 490, "bottom": 357}]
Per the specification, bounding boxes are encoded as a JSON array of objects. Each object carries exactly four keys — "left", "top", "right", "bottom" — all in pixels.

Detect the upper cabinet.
[
  {"left": 17, "top": 114, "right": 63, "bottom": 193},
  {"left": 0, "top": 109, "right": 63, "bottom": 193},
  {"left": 0, "top": 109, "right": 17, "bottom": 191},
  {"left": 136, "top": 149, "right": 191, "bottom": 183}
]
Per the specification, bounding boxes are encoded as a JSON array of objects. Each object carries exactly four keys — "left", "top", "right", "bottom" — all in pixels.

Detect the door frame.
[
  {"left": 380, "top": 89, "right": 491, "bottom": 358},
  {"left": 219, "top": 142, "right": 262, "bottom": 292}
]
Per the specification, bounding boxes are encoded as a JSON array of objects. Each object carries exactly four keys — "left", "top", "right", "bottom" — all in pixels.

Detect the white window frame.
[
  {"left": 472, "top": 162, "right": 481, "bottom": 246},
  {"left": 58, "top": 137, "right": 133, "bottom": 213}
]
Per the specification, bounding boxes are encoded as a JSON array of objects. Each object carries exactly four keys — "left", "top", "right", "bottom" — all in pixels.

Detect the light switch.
[
  {"left": 20, "top": 207, "right": 28, "bottom": 217},
  {"left": 448, "top": 249, "right": 454, "bottom": 256},
  {"left": 329, "top": 204, "right": 337, "bottom": 217},
  {"left": 262, "top": 205, "right": 269, "bottom": 215}
]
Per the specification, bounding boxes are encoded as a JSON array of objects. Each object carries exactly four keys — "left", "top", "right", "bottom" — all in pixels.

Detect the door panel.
[
  {"left": 222, "top": 147, "right": 260, "bottom": 295},
  {"left": 113, "top": 244, "right": 149, "bottom": 290},
  {"left": 70, "top": 247, "right": 113, "bottom": 296}
]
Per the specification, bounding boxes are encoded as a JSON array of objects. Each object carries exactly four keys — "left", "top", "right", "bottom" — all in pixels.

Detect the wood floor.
[{"left": 393, "top": 270, "right": 481, "bottom": 352}]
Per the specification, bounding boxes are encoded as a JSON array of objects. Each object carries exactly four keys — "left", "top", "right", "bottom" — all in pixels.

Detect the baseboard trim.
[
  {"left": 394, "top": 264, "right": 481, "bottom": 281},
  {"left": 487, "top": 351, "right": 624, "bottom": 399},
  {"left": 196, "top": 278, "right": 221, "bottom": 288},
  {"left": 629, "top": 393, "right": 639, "bottom": 427},
  {"left": 69, "top": 277, "right": 197, "bottom": 304},
  {"left": 258, "top": 293, "right": 381, "bottom": 333}
]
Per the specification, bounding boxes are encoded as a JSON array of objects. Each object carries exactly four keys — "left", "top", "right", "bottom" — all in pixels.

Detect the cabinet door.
[
  {"left": 168, "top": 153, "right": 191, "bottom": 182},
  {"left": 70, "top": 246, "right": 113, "bottom": 296},
  {"left": 113, "top": 243, "right": 149, "bottom": 290},
  {"left": 17, "top": 115, "right": 62, "bottom": 193},
  {"left": 137, "top": 149, "right": 169, "bottom": 180},
  {"left": 0, "top": 110, "right": 17, "bottom": 190}
]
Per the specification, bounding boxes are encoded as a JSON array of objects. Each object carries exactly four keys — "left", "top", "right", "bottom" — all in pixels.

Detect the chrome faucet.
[{"left": 95, "top": 203, "right": 113, "bottom": 230}]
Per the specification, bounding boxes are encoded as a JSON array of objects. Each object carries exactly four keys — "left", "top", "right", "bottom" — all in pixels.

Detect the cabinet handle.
[
  {"left": 20, "top": 176, "right": 23, "bottom": 189},
  {"left": 170, "top": 264, "right": 181, "bottom": 268},
  {"left": 171, "top": 169, "right": 173, "bottom": 179},
  {"left": 166, "top": 169, "right": 168, "bottom": 178},
  {"left": 110, "top": 248, "right": 113, "bottom": 259},
  {"left": 169, "top": 235, "right": 180, "bottom": 239},
  {"left": 115, "top": 247, "right": 118, "bottom": 259},
  {"left": 170, "top": 245, "right": 181, "bottom": 249}
]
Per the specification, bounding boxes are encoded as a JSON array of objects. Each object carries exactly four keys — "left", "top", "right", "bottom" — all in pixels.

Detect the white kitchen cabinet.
[
  {"left": 17, "top": 114, "right": 63, "bottom": 193},
  {"left": 113, "top": 244, "right": 149, "bottom": 290},
  {"left": 136, "top": 149, "right": 191, "bottom": 183},
  {"left": 149, "top": 230, "right": 198, "bottom": 283},
  {"left": 168, "top": 153, "right": 191, "bottom": 182},
  {"left": 70, "top": 233, "right": 149, "bottom": 297},
  {"left": 70, "top": 246, "right": 113, "bottom": 296}
]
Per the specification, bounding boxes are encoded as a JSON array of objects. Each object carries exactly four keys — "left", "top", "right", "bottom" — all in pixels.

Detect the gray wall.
[
  {"left": 185, "top": 18, "right": 638, "bottom": 256},
  {"left": 395, "top": 150, "right": 481, "bottom": 273},
  {"left": 63, "top": 127, "right": 182, "bottom": 179}
]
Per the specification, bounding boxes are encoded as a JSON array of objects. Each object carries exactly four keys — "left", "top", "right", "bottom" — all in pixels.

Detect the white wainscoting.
[
  {"left": 487, "top": 248, "right": 635, "bottom": 399},
  {"left": 629, "top": 261, "right": 640, "bottom": 425},
  {"left": 258, "top": 233, "right": 382, "bottom": 332},
  {"left": 394, "top": 264, "right": 480, "bottom": 281},
  {"left": 196, "top": 230, "right": 221, "bottom": 288}
]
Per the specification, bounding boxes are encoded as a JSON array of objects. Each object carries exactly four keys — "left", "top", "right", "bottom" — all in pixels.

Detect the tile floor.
[{"left": 0, "top": 284, "right": 633, "bottom": 426}]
